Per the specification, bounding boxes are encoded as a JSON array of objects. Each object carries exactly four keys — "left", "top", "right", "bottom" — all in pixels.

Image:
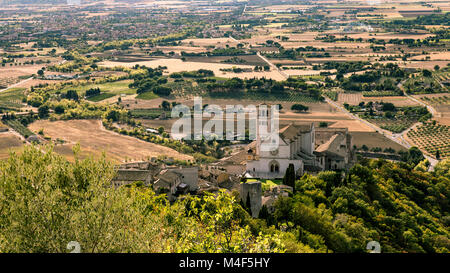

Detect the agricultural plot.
[
  {"left": 185, "top": 55, "right": 267, "bottom": 66},
  {"left": 86, "top": 93, "right": 116, "bottom": 102},
  {"left": 351, "top": 132, "right": 408, "bottom": 152},
  {"left": 324, "top": 91, "right": 338, "bottom": 101},
  {"left": 352, "top": 102, "right": 430, "bottom": 133},
  {"left": 404, "top": 76, "right": 448, "bottom": 94},
  {"left": 135, "top": 92, "right": 159, "bottom": 100},
  {"left": 0, "top": 87, "right": 26, "bottom": 111},
  {"left": 60, "top": 80, "right": 137, "bottom": 100},
  {"left": 366, "top": 116, "right": 418, "bottom": 133},
  {"left": 416, "top": 93, "right": 450, "bottom": 105},
  {"left": 129, "top": 108, "right": 169, "bottom": 119},
  {"left": 0, "top": 132, "right": 24, "bottom": 160},
  {"left": 362, "top": 91, "right": 402, "bottom": 97},
  {"left": 28, "top": 119, "right": 193, "bottom": 162},
  {"left": 0, "top": 121, "right": 7, "bottom": 130},
  {"left": 338, "top": 93, "right": 419, "bottom": 107},
  {"left": 100, "top": 59, "right": 286, "bottom": 81},
  {"left": 0, "top": 76, "right": 22, "bottom": 89},
  {"left": 2, "top": 119, "right": 34, "bottom": 138},
  {"left": 208, "top": 91, "right": 320, "bottom": 103},
  {"left": 407, "top": 122, "right": 450, "bottom": 158}
]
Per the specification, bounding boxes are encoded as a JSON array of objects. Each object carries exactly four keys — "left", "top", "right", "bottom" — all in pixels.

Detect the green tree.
[
  {"left": 291, "top": 104, "right": 309, "bottom": 112},
  {"left": 283, "top": 164, "right": 296, "bottom": 189},
  {"left": 0, "top": 146, "right": 285, "bottom": 253},
  {"left": 38, "top": 105, "right": 49, "bottom": 118}
]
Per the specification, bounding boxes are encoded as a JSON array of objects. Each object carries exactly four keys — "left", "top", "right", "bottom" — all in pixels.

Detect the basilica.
[{"left": 245, "top": 122, "right": 355, "bottom": 179}]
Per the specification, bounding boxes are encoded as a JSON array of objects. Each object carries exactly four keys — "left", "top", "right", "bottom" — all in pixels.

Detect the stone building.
[
  {"left": 112, "top": 161, "right": 161, "bottom": 187},
  {"left": 240, "top": 181, "right": 262, "bottom": 218},
  {"left": 112, "top": 170, "right": 153, "bottom": 187},
  {"left": 152, "top": 167, "right": 199, "bottom": 201},
  {"left": 314, "top": 127, "right": 355, "bottom": 171}
]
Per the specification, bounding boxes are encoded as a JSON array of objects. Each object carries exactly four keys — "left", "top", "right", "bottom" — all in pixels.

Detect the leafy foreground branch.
[
  {"left": 0, "top": 145, "right": 285, "bottom": 253},
  {"left": 0, "top": 146, "right": 449, "bottom": 253}
]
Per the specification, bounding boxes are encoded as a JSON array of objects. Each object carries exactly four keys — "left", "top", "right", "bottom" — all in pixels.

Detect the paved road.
[
  {"left": 256, "top": 52, "right": 289, "bottom": 79},
  {"left": 228, "top": 35, "right": 239, "bottom": 43}
]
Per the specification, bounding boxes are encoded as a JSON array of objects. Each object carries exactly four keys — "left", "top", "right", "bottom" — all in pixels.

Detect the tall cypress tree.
[
  {"left": 258, "top": 205, "right": 269, "bottom": 219},
  {"left": 245, "top": 192, "right": 252, "bottom": 215},
  {"left": 283, "top": 164, "right": 296, "bottom": 189}
]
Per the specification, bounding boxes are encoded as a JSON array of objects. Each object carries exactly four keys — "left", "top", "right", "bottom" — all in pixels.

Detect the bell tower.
[{"left": 256, "top": 103, "right": 271, "bottom": 155}]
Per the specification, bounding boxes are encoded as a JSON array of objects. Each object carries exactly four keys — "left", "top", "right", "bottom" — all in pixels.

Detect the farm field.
[
  {"left": 413, "top": 93, "right": 450, "bottom": 125},
  {"left": 60, "top": 80, "right": 137, "bottom": 98},
  {"left": 0, "top": 87, "right": 26, "bottom": 110},
  {"left": 12, "top": 78, "right": 64, "bottom": 89},
  {"left": 0, "top": 132, "right": 24, "bottom": 160},
  {"left": 99, "top": 59, "right": 287, "bottom": 81},
  {"left": 185, "top": 55, "right": 267, "bottom": 66},
  {"left": 0, "top": 56, "right": 61, "bottom": 88},
  {"left": 350, "top": 132, "right": 408, "bottom": 152},
  {"left": 398, "top": 61, "right": 450, "bottom": 70},
  {"left": 342, "top": 32, "right": 435, "bottom": 41},
  {"left": 28, "top": 119, "right": 193, "bottom": 162},
  {"left": 406, "top": 122, "right": 450, "bottom": 159},
  {"left": 181, "top": 38, "right": 238, "bottom": 47},
  {"left": 0, "top": 0, "right": 450, "bottom": 255},
  {"left": 337, "top": 93, "right": 420, "bottom": 107},
  {"left": 86, "top": 93, "right": 116, "bottom": 102},
  {"left": 279, "top": 41, "right": 372, "bottom": 50},
  {"left": 414, "top": 93, "right": 450, "bottom": 106},
  {"left": 365, "top": 116, "right": 418, "bottom": 133},
  {"left": 0, "top": 121, "right": 7, "bottom": 130}
]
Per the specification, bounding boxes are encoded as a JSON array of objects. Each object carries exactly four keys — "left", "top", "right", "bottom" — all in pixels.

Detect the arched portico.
[{"left": 269, "top": 160, "right": 280, "bottom": 173}]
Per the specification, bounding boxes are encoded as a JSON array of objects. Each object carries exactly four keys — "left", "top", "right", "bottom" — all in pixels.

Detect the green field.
[
  {"left": 0, "top": 88, "right": 26, "bottom": 110},
  {"left": 86, "top": 93, "right": 116, "bottom": 102},
  {"left": 135, "top": 92, "right": 159, "bottom": 100},
  {"left": 61, "top": 80, "right": 137, "bottom": 101},
  {"left": 3, "top": 119, "right": 34, "bottom": 138}
]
